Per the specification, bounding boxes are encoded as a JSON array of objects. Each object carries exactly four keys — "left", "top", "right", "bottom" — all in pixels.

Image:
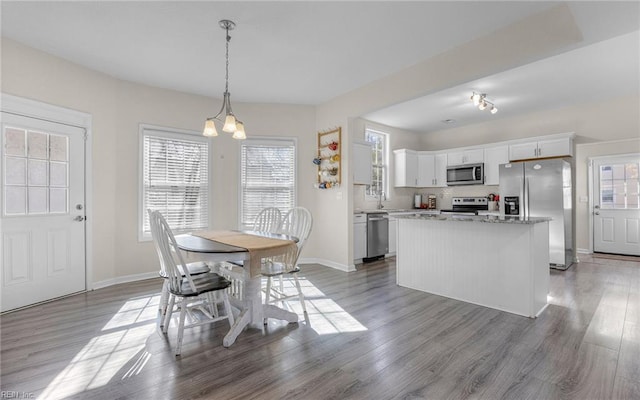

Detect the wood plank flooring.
[{"left": 1, "top": 254, "right": 639, "bottom": 399}]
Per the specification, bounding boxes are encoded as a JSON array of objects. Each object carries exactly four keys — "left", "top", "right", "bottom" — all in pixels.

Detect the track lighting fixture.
[{"left": 470, "top": 92, "right": 498, "bottom": 114}]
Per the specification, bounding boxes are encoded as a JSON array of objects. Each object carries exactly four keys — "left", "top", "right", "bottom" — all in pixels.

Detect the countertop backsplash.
[{"left": 354, "top": 184, "right": 499, "bottom": 212}]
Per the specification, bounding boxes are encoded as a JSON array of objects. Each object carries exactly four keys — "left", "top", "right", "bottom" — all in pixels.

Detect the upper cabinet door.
[
  {"left": 538, "top": 138, "right": 573, "bottom": 158},
  {"left": 353, "top": 140, "right": 373, "bottom": 185},
  {"left": 510, "top": 137, "right": 573, "bottom": 161},
  {"left": 417, "top": 153, "right": 435, "bottom": 187},
  {"left": 484, "top": 145, "right": 509, "bottom": 185},
  {"left": 394, "top": 149, "right": 418, "bottom": 187},
  {"left": 434, "top": 153, "right": 448, "bottom": 187},
  {"left": 509, "top": 142, "right": 538, "bottom": 161},
  {"left": 447, "top": 148, "right": 484, "bottom": 165}
]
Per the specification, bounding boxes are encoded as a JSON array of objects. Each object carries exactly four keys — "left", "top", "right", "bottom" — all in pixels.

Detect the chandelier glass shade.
[{"left": 203, "top": 19, "right": 246, "bottom": 140}]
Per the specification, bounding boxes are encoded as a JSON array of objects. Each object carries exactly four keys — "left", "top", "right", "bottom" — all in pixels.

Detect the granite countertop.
[
  {"left": 395, "top": 213, "right": 551, "bottom": 224},
  {"left": 355, "top": 209, "right": 439, "bottom": 214}
]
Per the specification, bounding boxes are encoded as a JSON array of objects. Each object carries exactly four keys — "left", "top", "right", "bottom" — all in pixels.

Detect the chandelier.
[
  {"left": 470, "top": 92, "right": 498, "bottom": 114},
  {"left": 203, "top": 20, "right": 246, "bottom": 139}
]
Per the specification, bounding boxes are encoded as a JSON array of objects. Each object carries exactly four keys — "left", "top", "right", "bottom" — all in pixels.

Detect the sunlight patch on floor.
[
  {"left": 40, "top": 294, "right": 159, "bottom": 399},
  {"left": 263, "top": 277, "right": 367, "bottom": 335}
]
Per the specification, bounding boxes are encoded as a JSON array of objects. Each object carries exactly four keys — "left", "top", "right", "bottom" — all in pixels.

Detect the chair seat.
[
  {"left": 168, "top": 272, "right": 231, "bottom": 297},
  {"left": 158, "top": 261, "right": 210, "bottom": 279},
  {"left": 260, "top": 261, "right": 301, "bottom": 277}
]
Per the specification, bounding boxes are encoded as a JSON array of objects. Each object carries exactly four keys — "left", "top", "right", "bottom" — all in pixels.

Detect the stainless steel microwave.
[{"left": 446, "top": 163, "right": 484, "bottom": 185}]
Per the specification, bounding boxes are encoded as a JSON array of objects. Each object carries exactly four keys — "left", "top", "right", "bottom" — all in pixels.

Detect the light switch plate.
[
  {"left": 579, "top": 196, "right": 588, "bottom": 203},
  {"left": 336, "top": 191, "right": 342, "bottom": 200}
]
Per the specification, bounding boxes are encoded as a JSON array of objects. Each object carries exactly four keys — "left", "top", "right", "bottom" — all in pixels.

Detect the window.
[
  {"left": 3, "top": 126, "right": 69, "bottom": 215},
  {"left": 365, "top": 129, "right": 388, "bottom": 198},
  {"left": 240, "top": 138, "right": 296, "bottom": 228},
  {"left": 139, "top": 125, "right": 209, "bottom": 240},
  {"left": 599, "top": 162, "right": 639, "bottom": 209}
]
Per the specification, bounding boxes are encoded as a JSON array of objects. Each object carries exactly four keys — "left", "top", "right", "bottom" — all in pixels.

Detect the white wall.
[
  {"left": 575, "top": 139, "right": 640, "bottom": 253},
  {"left": 1, "top": 38, "right": 316, "bottom": 285}
]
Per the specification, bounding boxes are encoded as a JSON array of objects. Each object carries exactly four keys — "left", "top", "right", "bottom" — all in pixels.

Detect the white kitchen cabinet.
[
  {"left": 388, "top": 216, "right": 397, "bottom": 255},
  {"left": 484, "top": 145, "right": 509, "bottom": 185},
  {"left": 509, "top": 137, "right": 573, "bottom": 161},
  {"left": 353, "top": 140, "right": 373, "bottom": 185},
  {"left": 354, "top": 214, "right": 367, "bottom": 261},
  {"left": 393, "top": 150, "right": 448, "bottom": 188},
  {"left": 417, "top": 152, "right": 447, "bottom": 187},
  {"left": 394, "top": 149, "right": 418, "bottom": 187},
  {"left": 417, "top": 153, "right": 435, "bottom": 187},
  {"left": 447, "top": 148, "right": 484, "bottom": 166},
  {"left": 434, "top": 153, "right": 448, "bottom": 187}
]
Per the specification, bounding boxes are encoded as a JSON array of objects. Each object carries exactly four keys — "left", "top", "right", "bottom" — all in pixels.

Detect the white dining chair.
[
  {"left": 252, "top": 207, "right": 282, "bottom": 233},
  {"left": 147, "top": 209, "right": 211, "bottom": 327},
  {"left": 261, "top": 207, "right": 313, "bottom": 321},
  {"left": 148, "top": 210, "right": 234, "bottom": 356}
]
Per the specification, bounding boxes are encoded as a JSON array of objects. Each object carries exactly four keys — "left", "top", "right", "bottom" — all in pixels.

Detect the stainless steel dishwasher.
[{"left": 365, "top": 212, "right": 388, "bottom": 261}]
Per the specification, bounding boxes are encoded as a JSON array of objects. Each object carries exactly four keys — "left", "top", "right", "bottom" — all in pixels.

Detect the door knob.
[
  {"left": 594, "top": 211, "right": 600, "bottom": 215},
  {"left": 594, "top": 205, "right": 600, "bottom": 209},
  {"left": 74, "top": 215, "right": 85, "bottom": 221}
]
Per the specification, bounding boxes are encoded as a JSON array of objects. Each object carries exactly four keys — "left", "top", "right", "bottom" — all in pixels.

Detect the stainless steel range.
[{"left": 440, "top": 197, "right": 488, "bottom": 215}]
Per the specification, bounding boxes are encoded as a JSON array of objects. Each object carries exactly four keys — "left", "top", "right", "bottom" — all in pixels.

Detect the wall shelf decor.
[{"left": 315, "top": 127, "right": 341, "bottom": 189}]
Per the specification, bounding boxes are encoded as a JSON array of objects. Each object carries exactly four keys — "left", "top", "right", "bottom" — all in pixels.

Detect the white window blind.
[
  {"left": 240, "top": 139, "right": 295, "bottom": 228},
  {"left": 141, "top": 128, "right": 208, "bottom": 238}
]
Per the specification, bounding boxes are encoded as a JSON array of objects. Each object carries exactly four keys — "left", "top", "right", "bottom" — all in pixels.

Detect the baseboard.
[
  {"left": 92, "top": 271, "right": 159, "bottom": 290},
  {"left": 299, "top": 257, "right": 355, "bottom": 272},
  {"left": 577, "top": 248, "right": 591, "bottom": 255}
]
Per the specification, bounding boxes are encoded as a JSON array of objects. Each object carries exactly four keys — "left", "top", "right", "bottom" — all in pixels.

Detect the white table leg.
[
  {"left": 263, "top": 304, "right": 298, "bottom": 323},
  {"left": 223, "top": 309, "right": 250, "bottom": 347},
  {"left": 223, "top": 258, "right": 299, "bottom": 346}
]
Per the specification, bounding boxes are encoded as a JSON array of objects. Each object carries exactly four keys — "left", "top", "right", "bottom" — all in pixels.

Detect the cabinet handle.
[{"left": 538, "top": 147, "right": 542, "bottom": 156}]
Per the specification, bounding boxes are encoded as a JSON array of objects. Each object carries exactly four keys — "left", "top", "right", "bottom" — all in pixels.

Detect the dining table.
[{"left": 175, "top": 230, "right": 299, "bottom": 347}]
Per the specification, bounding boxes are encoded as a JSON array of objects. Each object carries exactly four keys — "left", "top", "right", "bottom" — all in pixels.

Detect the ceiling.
[{"left": 2, "top": 1, "right": 639, "bottom": 133}]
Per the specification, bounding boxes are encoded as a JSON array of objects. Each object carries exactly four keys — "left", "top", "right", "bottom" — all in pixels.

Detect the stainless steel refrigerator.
[{"left": 499, "top": 158, "right": 573, "bottom": 270}]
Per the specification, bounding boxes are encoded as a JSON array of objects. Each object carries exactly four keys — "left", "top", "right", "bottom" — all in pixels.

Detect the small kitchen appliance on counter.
[{"left": 440, "top": 197, "right": 488, "bottom": 215}]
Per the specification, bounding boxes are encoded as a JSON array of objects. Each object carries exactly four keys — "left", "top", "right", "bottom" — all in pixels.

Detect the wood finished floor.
[{"left": 1, "top": 255, "right": 639, "bottom": 400}]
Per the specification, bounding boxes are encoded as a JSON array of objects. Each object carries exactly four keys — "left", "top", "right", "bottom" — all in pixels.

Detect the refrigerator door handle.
[
  {"left": 519, "top": 177, "right": 525, "bottom": 219},
  {"left": 524, "top": 177, "right": 530, "bottom": 219}
]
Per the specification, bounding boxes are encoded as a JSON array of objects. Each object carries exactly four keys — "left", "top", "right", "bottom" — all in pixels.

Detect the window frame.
[
  {"left": 364, "top": 128, "right": 389, "bottom": 200},
  {"left": 238, "top": 137, "right": 297, "bottom": 230},
  {"left": 138, "top": 124, "right": 211, "bottom": 241}
]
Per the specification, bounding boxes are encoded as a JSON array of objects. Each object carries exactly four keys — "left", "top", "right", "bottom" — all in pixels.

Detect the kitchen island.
[{"left": 396, "top": 214, "right": 551, "bottom": 318}]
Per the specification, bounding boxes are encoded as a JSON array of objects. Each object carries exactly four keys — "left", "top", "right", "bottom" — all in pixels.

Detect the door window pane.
[
  {"left": 28, "top": 159, "right": 48, "bottom": 186},
  {"left": 5, "top": 128, "right": 26, "bottom": 156},
  {"left": 5, "top": 187, "right": 26, "bottom": 215},
  {"left": 28, "top": 131, "right": 48, "bottom": 159},
  {"left": 49, "top": 134, "right": 68, "bottom": 161},
  {"left": 28, "top": 187, "right": 47, "bottom": 213},
  {"left": 50, "top": 162, "right": 67, "bottom": 187},
  {"left": 5, "top": 157, "right": 26, "bottom": 185},
  {"left": 50, "top": 188, "right": 67, "bottom": 213},
  {"left": 600, "top": 162, "right": 640, "bottom": 209}
]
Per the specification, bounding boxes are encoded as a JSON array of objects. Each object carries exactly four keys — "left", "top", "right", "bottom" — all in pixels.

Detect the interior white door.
[
  {"left": 1, "top": 112, "right": 86, "bottom": 312},
  {"left": 593, "top": 155, "right": 640, "bottom": 256}
]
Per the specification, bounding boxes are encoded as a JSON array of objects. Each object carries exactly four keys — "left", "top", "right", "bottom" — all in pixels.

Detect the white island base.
[{"left": 397, "top": 216, "right": 550, "bottom": 318}]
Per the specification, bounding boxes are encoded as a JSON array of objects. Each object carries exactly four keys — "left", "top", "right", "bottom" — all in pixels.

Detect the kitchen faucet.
[{"left": 377, "top": 190, "right": 386, "bottom": 209}]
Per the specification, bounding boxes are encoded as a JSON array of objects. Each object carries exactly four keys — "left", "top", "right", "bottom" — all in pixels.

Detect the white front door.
[
  {"left": 1, "top": 112, "right": 86, "bottom": 312},
  {"left": 593, "top": 155, "right": 640, "bottom": 256}
]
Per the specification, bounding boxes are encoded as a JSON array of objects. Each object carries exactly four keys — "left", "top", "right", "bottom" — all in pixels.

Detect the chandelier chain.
[{"left": 225, "top": 27, "right": 230, "bottom": 93}]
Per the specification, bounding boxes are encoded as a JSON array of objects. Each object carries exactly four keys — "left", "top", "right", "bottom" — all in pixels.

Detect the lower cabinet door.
[
  {"left": 354, "top": 222, "right": 367, "bottom": 260},
  {"left": 388, "top": 218, "right": 397, "bottom": 254}
]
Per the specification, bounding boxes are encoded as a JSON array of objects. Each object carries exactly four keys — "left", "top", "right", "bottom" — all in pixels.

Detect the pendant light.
[{"left": 203, "top": 19, "right": 246, "bottom": 140}]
